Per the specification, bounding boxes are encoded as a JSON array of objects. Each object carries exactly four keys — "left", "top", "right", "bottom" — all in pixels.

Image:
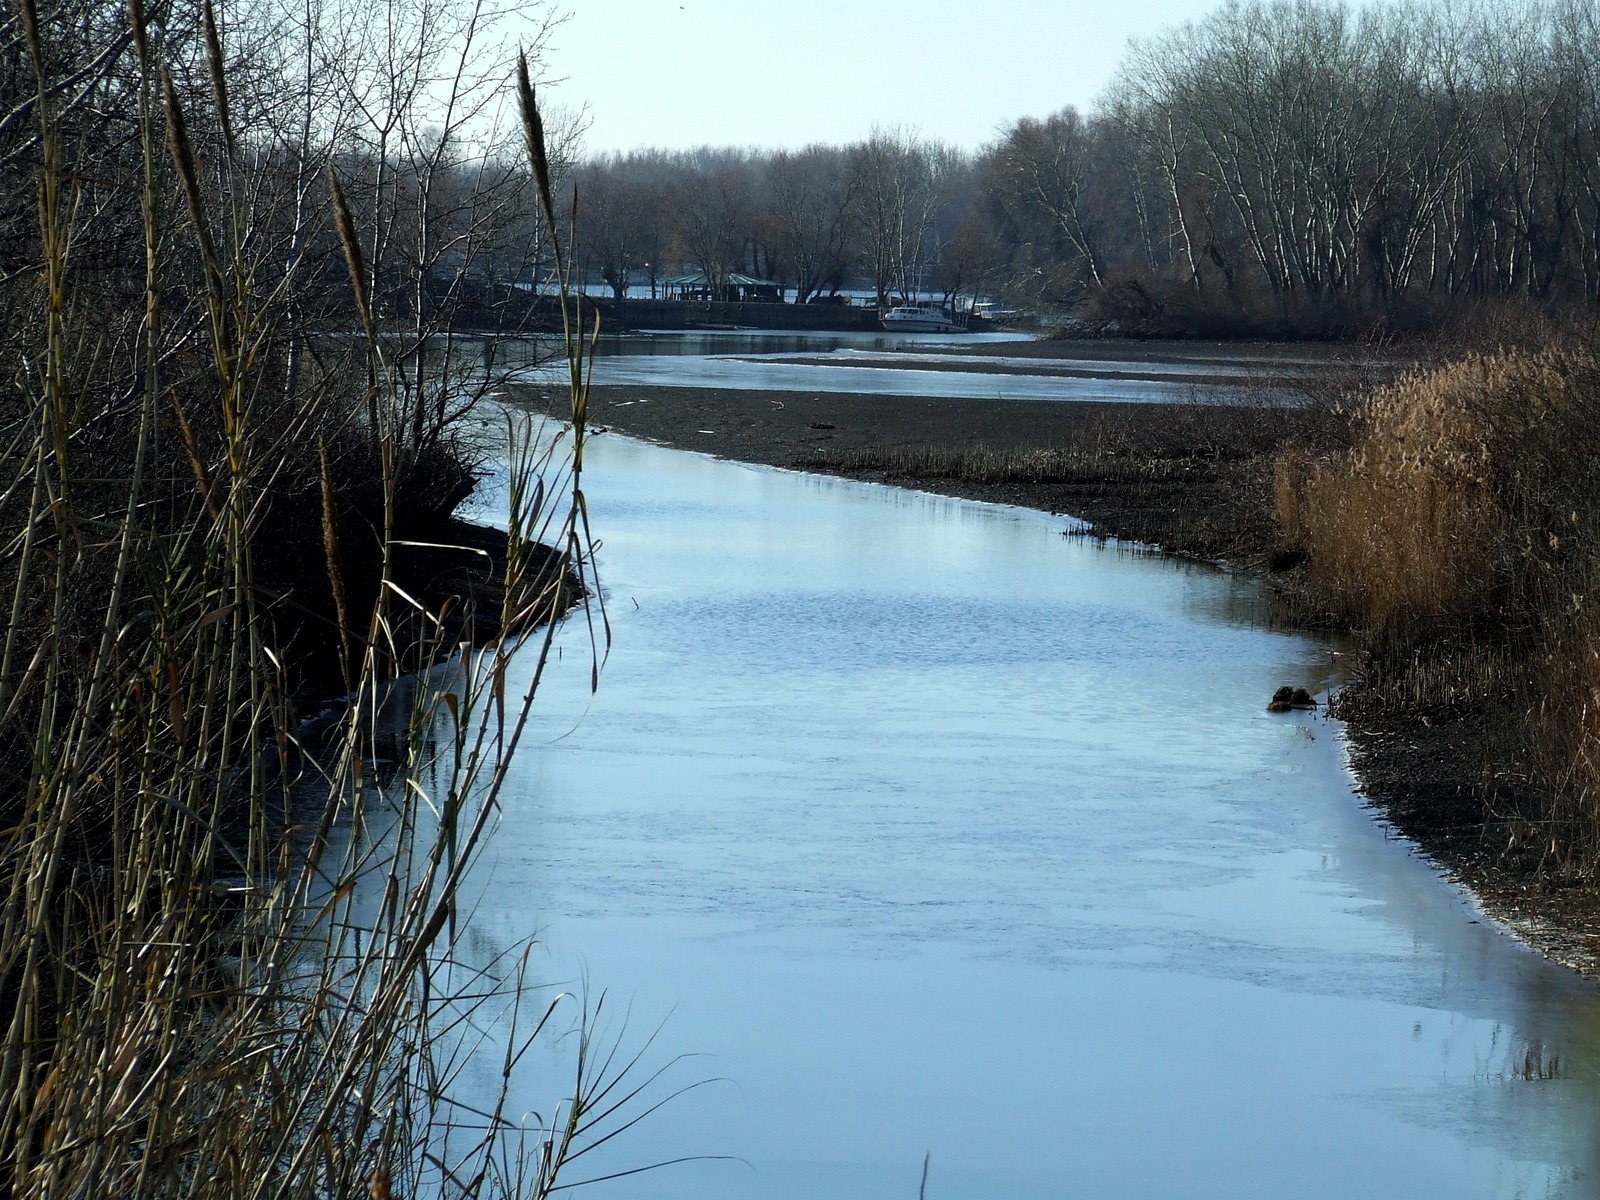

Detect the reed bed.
[
  {"left": 0, "top": 4, "right": 642, "bottom": 1193},
  {"left": 1280, "top": 348, "right": 1600, "bottom": 871}
]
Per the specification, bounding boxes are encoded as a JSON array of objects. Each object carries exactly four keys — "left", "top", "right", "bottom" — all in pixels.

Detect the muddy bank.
[
  {"left": 566, "top": 384, "right": 1296, "bottom": 565},
  {"left": 1339, "top": 704, "right": 1600, "bottom": 976},
  {"left": 521, "top": 378, "right": 1600, "bottom": 981},
  {"left": 282, "top": 513, "right": 576, "bottom": 710}
]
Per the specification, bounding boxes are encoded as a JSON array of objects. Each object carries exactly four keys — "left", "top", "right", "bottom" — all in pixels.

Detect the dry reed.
[
  {"left": 802, "top": 444, "right": 1188, "bottom": 487},
  {"left": 0, "top": 8, "right": 647, "bottom": 1195},
  {"left": 1281, "top": 348, "right": 1600, "bottom": 869}
]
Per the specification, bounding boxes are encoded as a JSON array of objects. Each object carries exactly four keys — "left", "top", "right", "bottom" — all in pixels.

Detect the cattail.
[
  {"left": 328, "top": 165, "right": 376, "bottom": 345},
  {"left": 162, "top": 65, "right": 226, "bottom": 315},
  {"left": 320, "top": 441, "right": 352, "bottom": 683},
  {"left": 166, "top": 654, "right": 186, "bottom": 745},
  {"left": 128, "top": 0, "right": 149, "bottom": 66},
  {"left": 171, "top": 393, "right": 220, "bottom": 520},
  {"left": 202, "top": 0, "right": 236, "bottom": 160},
  {"left": 516, "top": 51, "right": 555, "bottom": 231},
  {"left": 17, "top": 0, "right": 42, "bottom": 75}
]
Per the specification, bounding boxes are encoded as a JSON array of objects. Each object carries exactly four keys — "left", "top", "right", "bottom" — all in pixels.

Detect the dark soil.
[
  {"left": 271, "top": 510, "right": 575, "bottom": 712},
  {"left": 1339, "top": 702, "right": 1600, "bottom": 976}
]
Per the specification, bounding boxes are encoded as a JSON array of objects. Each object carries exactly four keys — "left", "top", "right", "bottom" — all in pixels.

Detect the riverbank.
[
  {"left": 1338, "top": 703, "right": 1600, "bottom": 977},
  {"left": 285, "top": 514, "right": 575, "bottom": 707},
  {"left": 573, "top": 384, "right": 1300, "bottom": 565},
  {"left": 519, "top": 378, "right": 1600, "bottom": 981}
]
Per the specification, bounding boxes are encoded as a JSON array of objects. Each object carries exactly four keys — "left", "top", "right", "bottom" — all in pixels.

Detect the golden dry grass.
[{"left": 1281, "top": 348, "right": 1600, "bottom": 866}]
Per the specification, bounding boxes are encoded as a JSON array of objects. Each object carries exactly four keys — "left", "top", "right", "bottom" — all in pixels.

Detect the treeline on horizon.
[
  {"left": 0, "top": 0, "right": 576, "bottom": 394},
  {"left": 572, "top": 0, "right": 1600, "bottom": 336},
  {"left": 18, "top": 0, "right": 1600, "bottom": 343}
]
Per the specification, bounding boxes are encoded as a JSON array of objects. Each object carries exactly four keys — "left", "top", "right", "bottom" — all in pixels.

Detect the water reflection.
[{"left": 452, "top": 436, "right": 1600, "bottom": 1200}]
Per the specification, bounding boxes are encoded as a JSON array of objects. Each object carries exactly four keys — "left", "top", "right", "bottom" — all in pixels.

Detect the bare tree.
[
  {"left": 991, "top": 108, "right": 1109, "bottom": 288},
  {"left": 672, "top": 147, "right": 755, "bottom": 296},
  {"left": 848, "top": 126, "right": 946, "bottom": 308},
  {"left": 463, "top": 0, "right": 1600, "bottom": 334},
  {"left": 766, "top": 144, "right": 854, "bottom": 301}
]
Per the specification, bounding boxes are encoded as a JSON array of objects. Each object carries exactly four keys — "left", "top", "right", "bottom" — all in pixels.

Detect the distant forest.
[
  {"left": 572, "top": 0, "right": 1600, "bottom": 335},
  {"left": 10, "top": 0, "right": 1600, "bottom": 346}
]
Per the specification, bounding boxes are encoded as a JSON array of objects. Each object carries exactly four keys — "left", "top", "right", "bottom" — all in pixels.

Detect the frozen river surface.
[{"left": 456, "top": 435, "right": 1600, "bottom": 1200}]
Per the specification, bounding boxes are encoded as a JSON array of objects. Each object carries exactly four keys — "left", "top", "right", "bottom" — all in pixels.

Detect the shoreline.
[
  {"left": 283, "top": 514, "right": 576, "bottom": 713},
  {"left": 521, "top": 378, "right": 1600, "bottom": 982},
  {"left": 573, "top": 383, "right": 1292, "bottom": 564},
  {"left": 1340, "top": 706, "right": 1600, "bottom": 977}
]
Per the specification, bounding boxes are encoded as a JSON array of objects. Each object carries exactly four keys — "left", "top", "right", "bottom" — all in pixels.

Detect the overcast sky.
[{"left": 538, "top": 0, "right": 1228, "bottom": 155}]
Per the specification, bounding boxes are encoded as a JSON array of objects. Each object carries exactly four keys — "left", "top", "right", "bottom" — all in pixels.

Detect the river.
[{"left": 441, "top": 429, "right": 1600, "bottom": 1200}]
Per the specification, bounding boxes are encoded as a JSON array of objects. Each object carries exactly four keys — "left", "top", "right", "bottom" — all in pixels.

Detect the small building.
[{"left": 659, "top": 270, "right": 783, "bottom": 303}]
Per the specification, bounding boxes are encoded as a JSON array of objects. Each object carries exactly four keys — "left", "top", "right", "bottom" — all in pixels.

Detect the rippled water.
[{"left": 451, "top": 435, "right": 1600, "bottom": 1200}]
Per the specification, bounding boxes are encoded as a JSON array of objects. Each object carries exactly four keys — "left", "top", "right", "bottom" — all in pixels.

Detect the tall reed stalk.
[{"left": 0, "top": 6, "right": 633, "bottom": 1194}]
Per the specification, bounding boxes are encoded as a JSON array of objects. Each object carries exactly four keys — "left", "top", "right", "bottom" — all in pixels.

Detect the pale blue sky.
[{"left": 540, "top": 0, "right": 1228, "bottom": 153}]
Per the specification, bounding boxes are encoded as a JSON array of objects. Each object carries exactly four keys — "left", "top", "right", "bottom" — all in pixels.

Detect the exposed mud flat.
[{"left": 560, "top": 384, "right": 1288, "bottom": 563}]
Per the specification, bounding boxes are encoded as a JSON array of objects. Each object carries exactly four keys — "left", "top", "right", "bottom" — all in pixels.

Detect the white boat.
[{"left": 881, "top": 302, "right": 965, "bottom": 333}]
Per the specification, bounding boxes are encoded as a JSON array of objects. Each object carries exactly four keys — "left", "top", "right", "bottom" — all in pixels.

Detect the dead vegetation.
[
  {"left": 802, "top": 438, "right": 1279, "bottom": 560},
  {"left": 1278, "top": 345, "right": 1600, "bottom": 879},
  {"left": 0, "top": 2, "right": 653, "bottom": 1191}
]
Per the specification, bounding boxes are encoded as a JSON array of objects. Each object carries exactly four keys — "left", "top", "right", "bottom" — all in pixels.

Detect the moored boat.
[{"left": 881, "top": 301, "right": 965, "bottom": 333}]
